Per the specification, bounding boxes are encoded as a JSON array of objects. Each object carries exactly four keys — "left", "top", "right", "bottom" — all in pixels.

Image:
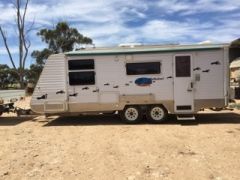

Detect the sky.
[{"left": 0, "top": 0, "right": 240, "bottom": 68}]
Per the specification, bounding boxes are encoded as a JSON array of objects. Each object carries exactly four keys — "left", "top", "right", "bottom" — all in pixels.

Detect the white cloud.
[
  {"left": 0, "top": 3, "right": 15, "bottom": 24},
  {"left": 157, "top": 0, "right": 240, "bottom": 15},
  {"left": 139, "top": 18, "right": 240, "bottom": 43},
  {"left": 0, "top": 44, "right": 46, "bottom": 55},
  {"left": 0, "top": 46, "right": 18, "bottom": 55},
  {"left": 25, "top": 0, "right": 148, "bottom": 25},
  {"left": 0, "top": 0, "right": 239, "bottom": 49},
  {"left": 0, "top": 0, "right": 129, "bottom": 24},
  {"left": 0, "top": 0, "right": 239, "bottom": 68}
]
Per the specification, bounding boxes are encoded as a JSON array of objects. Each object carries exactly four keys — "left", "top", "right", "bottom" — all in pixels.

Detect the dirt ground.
[{"left": 0, "top": 99, "right": 240, "bottom": 180}]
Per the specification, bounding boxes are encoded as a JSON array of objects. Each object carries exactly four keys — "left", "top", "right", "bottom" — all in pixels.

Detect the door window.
[{"left": 175, "top": 56, "right": 191, "bottom": 77}]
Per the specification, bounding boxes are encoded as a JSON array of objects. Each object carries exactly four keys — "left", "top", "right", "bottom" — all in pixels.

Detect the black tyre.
[
  {"left": 146, "top": 105, "right": 168, "bottom": 123},
  {"left": 0, "top": 105, "right": 3, "bottom": 116},
  {"left": 120, "top": 106, "right": 143, "bottom": 124}
]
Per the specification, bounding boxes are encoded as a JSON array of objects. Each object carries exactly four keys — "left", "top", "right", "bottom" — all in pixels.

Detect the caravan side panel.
[
  {"left": 30, "top": 54, "right": 67, "bottom": 114},
  {"left": 193, "top": 49, "right": 225, "bottom": 110},
  {"left": 66, "top": 53, "right": 175, "bottom": 113}
]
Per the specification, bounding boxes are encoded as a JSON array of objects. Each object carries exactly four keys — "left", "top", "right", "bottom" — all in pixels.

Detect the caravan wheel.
[
  {"left": 146, "top": 105, "right": 168, "bottom": 123},
  {"left": 120, "top": 106, "right": 143, "bottom": 124}
]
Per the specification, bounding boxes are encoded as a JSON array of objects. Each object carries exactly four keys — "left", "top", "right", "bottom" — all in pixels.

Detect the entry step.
[{"left": 177, "top": 114, "right": 195, "bottom": 121}]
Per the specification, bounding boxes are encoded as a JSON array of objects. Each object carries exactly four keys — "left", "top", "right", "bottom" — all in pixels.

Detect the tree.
[
  {"left": 30, "top": 22, "right": 92, "bottom": 84},
  {"left": 37, "top": 22, "right": 92, "bottom": 53},
  {"left": 7, "top": 69, "right": 19, "bottom": 87},
  {"left": 229, "top": 38, "right": 240, "bottom": 62},
  {"left": 0, "top": 65, "right": 10, "bottom": 89},
  {"left": 230, "top": 38, "right": 240, "bottom": 47},
  {"left": 0, "top": 0, "right": 33, "bottom": 88},
  {"left": 25, "top": 64, "right": 43, "bottom": 84},
  {"left": 0, "top": 65, "right": 19, "bottom": 89}
]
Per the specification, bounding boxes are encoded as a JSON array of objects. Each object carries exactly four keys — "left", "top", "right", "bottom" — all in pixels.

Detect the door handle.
[
  {"left": 187, "top": 82, "right": 194, "bottom": 92},
  {"left": 190, "top": 82, "right": 193, "bottom": 89}
]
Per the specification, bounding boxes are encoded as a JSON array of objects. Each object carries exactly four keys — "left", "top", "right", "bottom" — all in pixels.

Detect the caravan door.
[{"left": 173, "top": 55, "right": 194, "bottom": 113}]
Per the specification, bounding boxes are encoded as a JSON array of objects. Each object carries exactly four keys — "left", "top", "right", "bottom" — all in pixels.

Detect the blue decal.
[{"left": 135, "top": 77, "right": 152, "bottom": 86}]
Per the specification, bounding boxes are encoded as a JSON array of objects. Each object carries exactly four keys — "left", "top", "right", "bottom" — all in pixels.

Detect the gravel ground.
[{"left": 0, "top": 109, "right": 240, "bottom": 180}]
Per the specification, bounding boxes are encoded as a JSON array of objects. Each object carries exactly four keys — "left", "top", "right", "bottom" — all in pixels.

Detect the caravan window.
[
  {"left": 69, "top": 71, "right": 95, "bottom": 85},
  {"left": 68, "top": 59, "right": 94, "bottom": 70},
  {"left": 68, "top": 59, "right": 95, "bottom": 86},
  {"left": 126, "top": 62, "right": 161, "bottom": 75}
]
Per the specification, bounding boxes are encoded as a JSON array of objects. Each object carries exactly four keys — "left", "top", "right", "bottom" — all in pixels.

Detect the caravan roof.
[{"left": 65, "top": 43, "right": 228, "bottom": 56}]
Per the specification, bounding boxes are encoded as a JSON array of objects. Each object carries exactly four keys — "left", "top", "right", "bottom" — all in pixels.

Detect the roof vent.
[
  {"left": 198, "top": 40, "right": 212, "bottom": 44},
  {"left": 118, "top": 43, "right": 143, "bottom": 48}
]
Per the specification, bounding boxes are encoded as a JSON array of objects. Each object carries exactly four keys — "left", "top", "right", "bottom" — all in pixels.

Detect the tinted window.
[
  {"left": 175, "top": 56, "right": 191, "bottom": 77},
  {"left": 69, "top": 71, "right": 95, "bottom": 85},
  {"left": 68, "top": 59, "right": 94, "bottom": 70},
  {"left": 126, "top": 62, "right": 161, "bottom": 75}
]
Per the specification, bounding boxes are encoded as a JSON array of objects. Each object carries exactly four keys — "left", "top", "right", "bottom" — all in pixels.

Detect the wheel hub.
[
  {"left": 151, "top": 107, "right": 164, "bottom": 120},
  {"left": 125, "top": 108, "right": 139, "bottom": 121}
]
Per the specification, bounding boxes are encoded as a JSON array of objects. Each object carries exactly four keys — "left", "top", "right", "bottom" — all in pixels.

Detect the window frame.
[
  {"left": 126, "top": 61, "right": 161, "bottom": 75},
  {"left": 68, "top": 59, "right": 95, "bottom": 86},
  {"left": 68, "top": 59, "right": 94, "bottom": 70},
  {"left": 68, "top": 71, "right": 95, "bottom": 86},
  {"left": 174, "top": 55, "right": 191, "bottom": 78}
]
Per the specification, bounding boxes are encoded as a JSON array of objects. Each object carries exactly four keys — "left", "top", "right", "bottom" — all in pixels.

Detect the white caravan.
[{"left": 31, "top": 44, "right": 229, "bottom": 123}]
